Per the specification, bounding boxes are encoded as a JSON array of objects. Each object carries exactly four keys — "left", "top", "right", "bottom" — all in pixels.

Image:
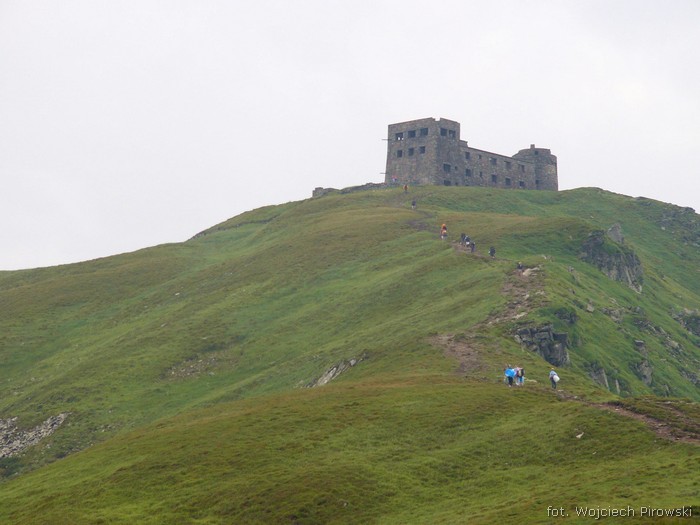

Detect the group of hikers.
[
  {"left": 503, "top": 366, "right": 525, "bottom": 387},
  {"left": 503, "top": 366, "right": 561, "bottom": 389},
  {"left": 438, "top": 223, "right": 496, "bottom": 258},
  {"left": 399, "top": 186, "right": 492, "bottom": 257},
  {"left": 459, "top": 233, "right": 477, "bottom": 253},
  {"left": 400, "top": 187, "right": 563, "bottom": 391},
  {"left": 399, "top": 186, "right": 563, "bottom": 392}
]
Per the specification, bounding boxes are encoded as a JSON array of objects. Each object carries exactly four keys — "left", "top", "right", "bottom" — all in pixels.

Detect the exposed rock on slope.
[
  {"left": 580, "top": 229, "right": 643, "bottom": 292},
  {"left": 1, "top": 414, "right": 68, "bottom": 458},
  {"left": 514, "top": 325, "right": 571, "bottom": 366},
  {"left": 307, "top": 356, "right": 366, "bottom": 387}
]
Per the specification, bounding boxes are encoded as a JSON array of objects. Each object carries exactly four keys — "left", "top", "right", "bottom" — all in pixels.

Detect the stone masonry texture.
[{"left": 385, "top": 117, "right": 558, "bottom": 191}]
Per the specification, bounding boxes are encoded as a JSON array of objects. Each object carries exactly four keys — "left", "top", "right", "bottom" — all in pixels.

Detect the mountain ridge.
[{"left": 0, "top": 185, "right": 698, "bottom": 523}]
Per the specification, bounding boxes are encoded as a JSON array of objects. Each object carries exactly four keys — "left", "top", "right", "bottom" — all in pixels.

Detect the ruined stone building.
[{"left": 385, "top": 117, "right": 558, "bottom": 191}]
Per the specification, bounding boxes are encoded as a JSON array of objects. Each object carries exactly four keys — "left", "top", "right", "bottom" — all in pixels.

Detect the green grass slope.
[{"left": 0, "top": 186, "right": 698, "bottom": 523}]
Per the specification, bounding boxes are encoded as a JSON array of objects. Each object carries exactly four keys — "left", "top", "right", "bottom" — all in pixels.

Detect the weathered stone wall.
[
  {"left": 312, "top": 182, "right": 387, "bottom": 198},
  {"left": 460, "top": 146, "right": 538, "bottom": 189},
  {"left": 386, "top": 117, "right": 458, "bottom": 186},
  {"left": 512, "top": 145, "right": 559, "bottom": 190},
  {"left": 385, "top": 117, "right": 558, "bottom": 191}
]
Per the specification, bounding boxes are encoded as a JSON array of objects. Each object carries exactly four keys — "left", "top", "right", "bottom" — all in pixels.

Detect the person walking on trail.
[
  {"left": 489, "top": 246, "right": 496, "bottom": 258},
  {"left": 412, "top": 199, "right": 416, "bottom": 210},
  {"left": 504, "top": 367, "right": 516, "bottom": 387},
  {"left": 403, "top": 184, "right": 408, "bottom": 193},
  {"left": 440, "top": 224, "right": 448, "bottom": 240},
  {"left": 549, "top": 368, "right": 560, "bottom": 389},
  {"left": 516, "top": 367, "right": 525, "bottom": 386}
]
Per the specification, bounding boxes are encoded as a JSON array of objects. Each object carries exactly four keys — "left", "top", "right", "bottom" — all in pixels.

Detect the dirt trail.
[
  {"left": 432, "top": 265, "right": 699, "bottom": 445},
  {"left": 554, "top": 388, "right": 700, "bottom": 445},
  {"left": 595, "top": 402, "right": 700, "bottom": 444},
  {"left": 433, "top": 265, "right": 545, "bottom": 380}
]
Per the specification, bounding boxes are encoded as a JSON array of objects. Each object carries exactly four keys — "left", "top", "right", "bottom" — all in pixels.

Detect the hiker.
[
  {"left": 489, "top": 246, "right": 496, "bottom": 258},
  {"left": 440, "top": 224, "right": 448, "bottom": 240},
  {"left": 470, "top": 241, "right": 476, "bottom": 253},
  {"left": 412, "top": 199, "right": 416, "bottom": 210},
  {"left": 516, "top": 367, "right": 525, "bottom": 386},
  {"left": 549, "top": 368, "right": 560, "bottom": 389},
  {"left": 460, "top": 233, "right": 467, "bottom": 245},
  {"left": 504, "top": 367, "right": 516, "bottom": 387},
  {"left": 517, "top": 261, "right": 524, "bottom": 272},
  {"left": 403, "top": 184, "right": 408, "bottom": 193}
]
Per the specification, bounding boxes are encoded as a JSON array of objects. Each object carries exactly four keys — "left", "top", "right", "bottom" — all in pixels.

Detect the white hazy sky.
[{"left": 1, "top": 0, "right": 699, "bottom": 270}]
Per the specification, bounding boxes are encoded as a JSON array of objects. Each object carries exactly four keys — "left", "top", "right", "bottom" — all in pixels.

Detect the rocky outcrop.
[
  {"left": 307, "top": 355, "right": 366, "bottom": 387},
  {"left": 514, "top": 324, "right": 570, "bottom": 366},
  {"left": 607, "top": 223, "right": 625, "bottom": 244},
  {"left": 588, "top": 364, "right": 610, "bottom": 390},
  {"left": 674, "top": 309, "right": 700, "bottom": 338},
  {"left": 656, "top": 204, "right": 700, "bottom": 248},
  {"left": 580, "top": 229, "right": 643, "bottom": 292},
  {"left": 587, "top": 365, "right": 622, "bottom": 394},
  {"left": 632, "top": 360, "right": 654, "bottom": 386},
  {"left": 1, "top": 414, "right": 68, "bottom": 458}
]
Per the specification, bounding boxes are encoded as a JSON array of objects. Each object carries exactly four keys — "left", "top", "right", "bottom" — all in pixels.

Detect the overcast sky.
[{"left": 1, "top": 0, "right": 699, "bottom": 270}]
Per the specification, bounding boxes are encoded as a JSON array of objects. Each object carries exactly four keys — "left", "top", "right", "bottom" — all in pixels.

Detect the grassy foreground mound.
[{"left": 0, "top": 185, "right": 698, "bottom": 523}]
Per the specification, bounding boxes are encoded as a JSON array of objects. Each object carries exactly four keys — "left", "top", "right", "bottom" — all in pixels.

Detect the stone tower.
[{"left": 512, "top": 145, "right": 558, "bottom": 191}]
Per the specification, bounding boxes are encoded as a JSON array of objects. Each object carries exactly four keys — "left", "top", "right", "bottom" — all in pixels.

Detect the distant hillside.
[{"left": 0, "top": 186, "right": 698, "bottom": 524}]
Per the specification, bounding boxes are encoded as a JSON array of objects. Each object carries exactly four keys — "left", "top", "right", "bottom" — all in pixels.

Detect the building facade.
[{"left": 385, "top": 117, "right": 558, "bottom": 191}]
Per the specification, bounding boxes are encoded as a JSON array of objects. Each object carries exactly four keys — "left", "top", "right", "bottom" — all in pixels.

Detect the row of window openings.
[
  {"left": 396, "top": 150, "right": 526, "bottom": 173},
  {"left": 395, "top": 127, "right": 456, "bottom": 141},
  {"left": 445, "top": 164, "right": 540, "bottom": 187},
  {"left": 465, "top": 152, "right": 526, "bottom": 172},
  {"left": 444, "top": 179, "right": 538, "bottom": 188},
  {"left": 396, "top": 146, "right": 426, "bottom": 157}
]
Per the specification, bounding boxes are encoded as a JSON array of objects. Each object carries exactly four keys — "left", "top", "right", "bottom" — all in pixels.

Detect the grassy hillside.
[{"left": 0, "top": 186, "right": 698, "bottom": 523}]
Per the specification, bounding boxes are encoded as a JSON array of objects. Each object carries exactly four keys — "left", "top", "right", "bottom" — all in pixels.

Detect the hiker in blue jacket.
[{"left": 504, "top": 367, "right": 516, "bottom": 387}]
